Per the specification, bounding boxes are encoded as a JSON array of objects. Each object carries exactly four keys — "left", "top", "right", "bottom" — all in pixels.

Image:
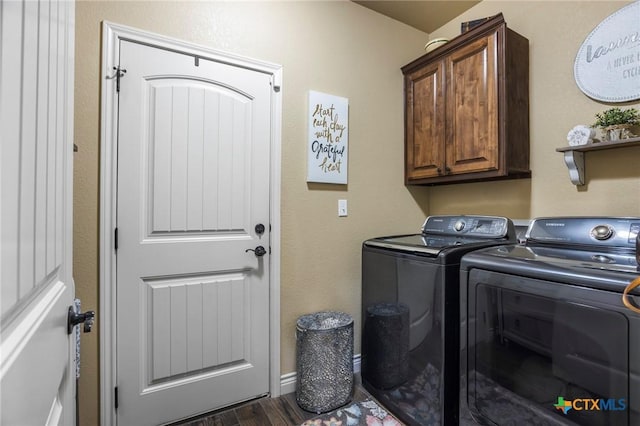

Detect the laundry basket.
[{"left": 295, "top": 311, "right": 354, "bottom": 413}]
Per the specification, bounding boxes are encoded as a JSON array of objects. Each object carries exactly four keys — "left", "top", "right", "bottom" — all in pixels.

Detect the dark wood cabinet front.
[
  {"left": 402, "top": 14, "right": 530, "bottom": 185},
  {"left": 406, "top": 60, "right": 445, "bottom": 180}
]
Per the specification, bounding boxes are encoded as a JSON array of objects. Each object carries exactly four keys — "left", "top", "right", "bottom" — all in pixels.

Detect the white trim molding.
[
  {"left": 99, "top": 21, "right": 282, "bottom": 425},
  {"left": 280, "top": 354, "right": 362, "bottom": 396}
]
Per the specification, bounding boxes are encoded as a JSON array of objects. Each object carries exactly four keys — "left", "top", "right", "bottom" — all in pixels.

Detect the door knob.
[
  {"left": 67, "top": 306, "right": 96, "bottom": 334},
  {"left": 245, "top": 246, "right": 267, "bottom": 257}
]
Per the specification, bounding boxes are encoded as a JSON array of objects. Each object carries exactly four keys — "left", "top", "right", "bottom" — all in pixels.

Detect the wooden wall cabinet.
[{"left": 402, "top": 14, "right": 531, "bottom": 185}]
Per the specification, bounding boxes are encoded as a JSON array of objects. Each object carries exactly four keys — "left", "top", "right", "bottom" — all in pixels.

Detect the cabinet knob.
[
  {"left": 437, "top": 167, "right": 442, "bottom": 175},
  {"left": 445, "top": 166, "right": 452, "bottom": 174}
]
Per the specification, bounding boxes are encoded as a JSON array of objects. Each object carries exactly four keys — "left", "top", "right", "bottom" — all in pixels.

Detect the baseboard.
[
  {"left": 280, "top": 371, "right": 297, "bottom": 395},
  {"left": 280, "top": 353, "right": 361, "bottom": 395}
]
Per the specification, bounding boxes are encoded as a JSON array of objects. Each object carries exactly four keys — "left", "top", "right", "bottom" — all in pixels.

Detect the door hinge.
[
  {"left": 271, "top": 78, "right": 281, "bottom": 93},
  {"left": 115, "top": 386, "right": 119, "bottom": 410},
  {"left": 107, "top": 66, "right": 127, "bottom": 93},
  {"left": 114, "top": 228, "right": 118, "bottom": 251}
]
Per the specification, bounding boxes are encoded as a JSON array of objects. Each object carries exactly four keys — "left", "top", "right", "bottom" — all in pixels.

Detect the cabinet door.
[
  {"left": 446, "top": 31, "right": 499, "bottom": 175},
  {"left": 405, "top": 60, "right": 445, "bottom": 180}
]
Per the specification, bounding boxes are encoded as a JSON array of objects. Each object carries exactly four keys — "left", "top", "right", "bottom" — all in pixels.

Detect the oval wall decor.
[{"left": 574, "top": 1, "right": 640, "bottom": 103}]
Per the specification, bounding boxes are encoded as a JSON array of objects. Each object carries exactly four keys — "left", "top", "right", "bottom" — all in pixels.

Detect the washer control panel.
[
  {"left": 422, "top": 215, "right": 511, "bottom": 238},
  {"left": 527, "top": 217, "right": 640, "bottom": 249}
]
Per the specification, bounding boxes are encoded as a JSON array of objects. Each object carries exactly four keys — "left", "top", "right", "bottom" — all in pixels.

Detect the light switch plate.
[{"left": 338, "top": 199, "right": 348, "bottom": 217}]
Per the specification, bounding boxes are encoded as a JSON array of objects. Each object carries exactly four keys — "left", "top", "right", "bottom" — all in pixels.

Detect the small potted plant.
[{"left": 593, "top": 107, "right": 639, "bottom": 141}]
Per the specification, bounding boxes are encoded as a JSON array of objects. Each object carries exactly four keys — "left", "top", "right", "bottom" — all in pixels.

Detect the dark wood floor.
[{"left": 171, "top": 385, "right": 373, "bottom": 426}]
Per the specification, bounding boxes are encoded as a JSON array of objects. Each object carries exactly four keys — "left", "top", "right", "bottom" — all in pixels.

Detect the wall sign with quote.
[
  {"left": 307, "top": 90, "right": 349, "bottom": 184},
  {"left": 574, "top": 1, "right": 640, "bottom": 102}
]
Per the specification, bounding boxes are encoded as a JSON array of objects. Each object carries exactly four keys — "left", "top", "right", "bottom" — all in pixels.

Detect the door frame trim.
[{"left": 99, "top": 21, "right": 282, "bottom": 426}]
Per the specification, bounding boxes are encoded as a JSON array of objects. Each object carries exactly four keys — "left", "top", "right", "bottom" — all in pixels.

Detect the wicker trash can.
[{"left": 295, "top": 311, "right": 354, "bottom": 413}]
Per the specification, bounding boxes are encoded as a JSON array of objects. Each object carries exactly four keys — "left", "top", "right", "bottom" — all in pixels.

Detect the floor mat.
[{"left": 300, "top": 398, "right": 405, "bottom": 426}]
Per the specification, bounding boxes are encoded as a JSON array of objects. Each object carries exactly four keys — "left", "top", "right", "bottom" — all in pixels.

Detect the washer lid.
[
  {"left": 523, "top": 245, "right": 638, "bottom": 274},
  {"left": 364, "top": 234, "right": 503, "bottom": 256},
  {"left": 462, "top": 244, "right": 640, "bottom": 292}
]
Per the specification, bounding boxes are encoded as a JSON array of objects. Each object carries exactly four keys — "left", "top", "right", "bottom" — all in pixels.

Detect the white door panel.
[
  {"left": 1, "top": 1, "right": 76, "bottom": 425},
  {"left": 116, "top": 40, "right": 271, "bottom": 426},
  {"left": 147, "top": 80, "right": 252, "bottom": 234},
  {"left": 1, "top": 281, "right": 73, "bottom": 426}
]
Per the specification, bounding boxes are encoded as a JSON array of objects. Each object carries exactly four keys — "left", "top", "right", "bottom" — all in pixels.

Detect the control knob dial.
[{"left": 591, "top": 225, "right": 614, "bottom": 241}]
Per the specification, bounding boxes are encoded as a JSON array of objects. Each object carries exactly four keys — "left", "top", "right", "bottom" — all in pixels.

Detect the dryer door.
[{"left": 462, "top": 269, "right": 636, "bottom": 426}]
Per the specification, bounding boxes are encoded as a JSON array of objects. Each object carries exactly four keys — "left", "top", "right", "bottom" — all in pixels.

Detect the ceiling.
[{"left": 353, "top": 1, "right": 481, "bottom": 34}]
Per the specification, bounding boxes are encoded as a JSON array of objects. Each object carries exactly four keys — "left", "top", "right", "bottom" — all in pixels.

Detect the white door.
[
  {"left": 116, "top": 40, "right": 272, "bottom": 426},
  {"left": 1, "top": 1, "right": 76, "bottom": 425}
]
